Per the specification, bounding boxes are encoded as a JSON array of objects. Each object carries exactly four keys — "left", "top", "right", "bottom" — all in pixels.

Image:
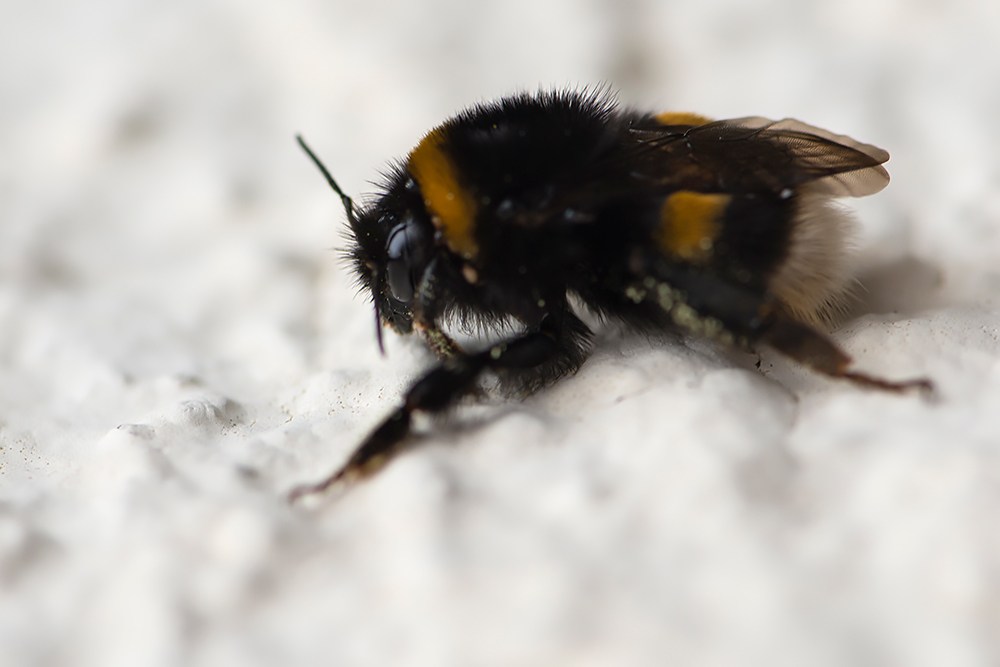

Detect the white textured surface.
[{"left": 3, "top": 1, "right": 1000, "bottom": 665}]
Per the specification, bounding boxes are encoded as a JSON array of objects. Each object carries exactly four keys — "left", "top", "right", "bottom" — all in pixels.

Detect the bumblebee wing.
[
  {"left": 623, "top": 116, "right": 889, "bottom": 197},
  {"left": 711, "top": 117, "right": 889, "bottom": 196},
  {"left": 526, "top": 117, "right": 887, "bottom": 226}
]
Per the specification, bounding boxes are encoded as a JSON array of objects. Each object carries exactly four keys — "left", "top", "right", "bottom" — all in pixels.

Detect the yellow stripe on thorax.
[
  {"left": 654, "top": 112, "right": 713, "bottom": 127},
  {"left": 407, "top": 128, "right": 478, "bottom": 259},
  {"left": 657, "top": 191, "right": 730, "bottom": 262}
]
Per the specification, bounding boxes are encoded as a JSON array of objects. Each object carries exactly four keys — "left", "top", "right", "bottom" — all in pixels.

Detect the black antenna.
[
  {"left": 296, "top": 135, "right": 358, "bottom": 227},
  {"left": 297, "top": 135, "right": 387, "bottom": 356}
]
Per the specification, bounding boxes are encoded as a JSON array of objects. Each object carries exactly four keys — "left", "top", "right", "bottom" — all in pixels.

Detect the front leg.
[
  {"left": 288, "top": 324, "right": 567, "bottom": 501},
  {"left": 412, "top": 257, "right": 465, "bottom": 361},
  {"left": 414, "top": 318, "right": 464, "bottom": 360}
]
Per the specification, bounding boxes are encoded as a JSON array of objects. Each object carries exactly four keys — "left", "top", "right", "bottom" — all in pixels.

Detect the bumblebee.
[{"left": 291, "top": 89, "right": 931, "bottom": 500}]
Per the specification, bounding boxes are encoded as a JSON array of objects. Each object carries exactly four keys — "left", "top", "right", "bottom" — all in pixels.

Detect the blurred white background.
[{"left": 2, "top": 1, "right": 1000, "bottom": 666}]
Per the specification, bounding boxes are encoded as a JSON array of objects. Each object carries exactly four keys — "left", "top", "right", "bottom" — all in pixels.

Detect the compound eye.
[{"left": 385, "top": 217, "right": 425, "bottom": 303}]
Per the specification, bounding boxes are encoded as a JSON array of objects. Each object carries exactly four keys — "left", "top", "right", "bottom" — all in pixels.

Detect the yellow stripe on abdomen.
[
  {"left": 657, "top": 191, "right": 730, "bottom": 262},
  {"left": 407, "top": 128, "right": 478, "bottom": 259},
  {"left": 654, "top": 112, "right": 712, "bottom": 127}
]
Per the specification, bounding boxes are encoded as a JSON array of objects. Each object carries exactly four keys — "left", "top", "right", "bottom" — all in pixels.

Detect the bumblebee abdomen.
[
  {"left": 650, "top": 189, "right": 793, "bottom": 283},
  {"left": 650, "top": 186, "right": 854, "bottom": 326},
  {"left": 768, "top": 191, "right": 857, "bottom": 326}
]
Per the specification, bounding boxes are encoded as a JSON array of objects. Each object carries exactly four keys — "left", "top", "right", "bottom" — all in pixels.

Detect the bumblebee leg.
[
  {"left": 628, "top": 253, "right": 933, "bottom": 393},
  {"left": 414, "top": 319, "right": 464, "bottom": 360},
  {"left": 760, "top": 315, "right": 934, "bottom": 392},
  {"left": 412, "top": 259, "right": 466, "bottom": 360},
  {"left": 288, "top": 327, "right": 564, "bottom": 501}
]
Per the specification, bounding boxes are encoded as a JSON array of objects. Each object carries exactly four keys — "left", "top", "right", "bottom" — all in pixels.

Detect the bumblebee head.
[
  {"left": 349, "top": 203, "right": 434, "bottom": 340},
  {"left": 297, "top": 136, "right": 434, "bottom": 351}
]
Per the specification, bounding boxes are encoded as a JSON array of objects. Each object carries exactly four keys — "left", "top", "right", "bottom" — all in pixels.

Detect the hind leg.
[
  {"left": 626, "top": 252, "right": 933, "bottom": 392},
  {"left": 758, "top": 313, "right": 933, "bottom": 392}
]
